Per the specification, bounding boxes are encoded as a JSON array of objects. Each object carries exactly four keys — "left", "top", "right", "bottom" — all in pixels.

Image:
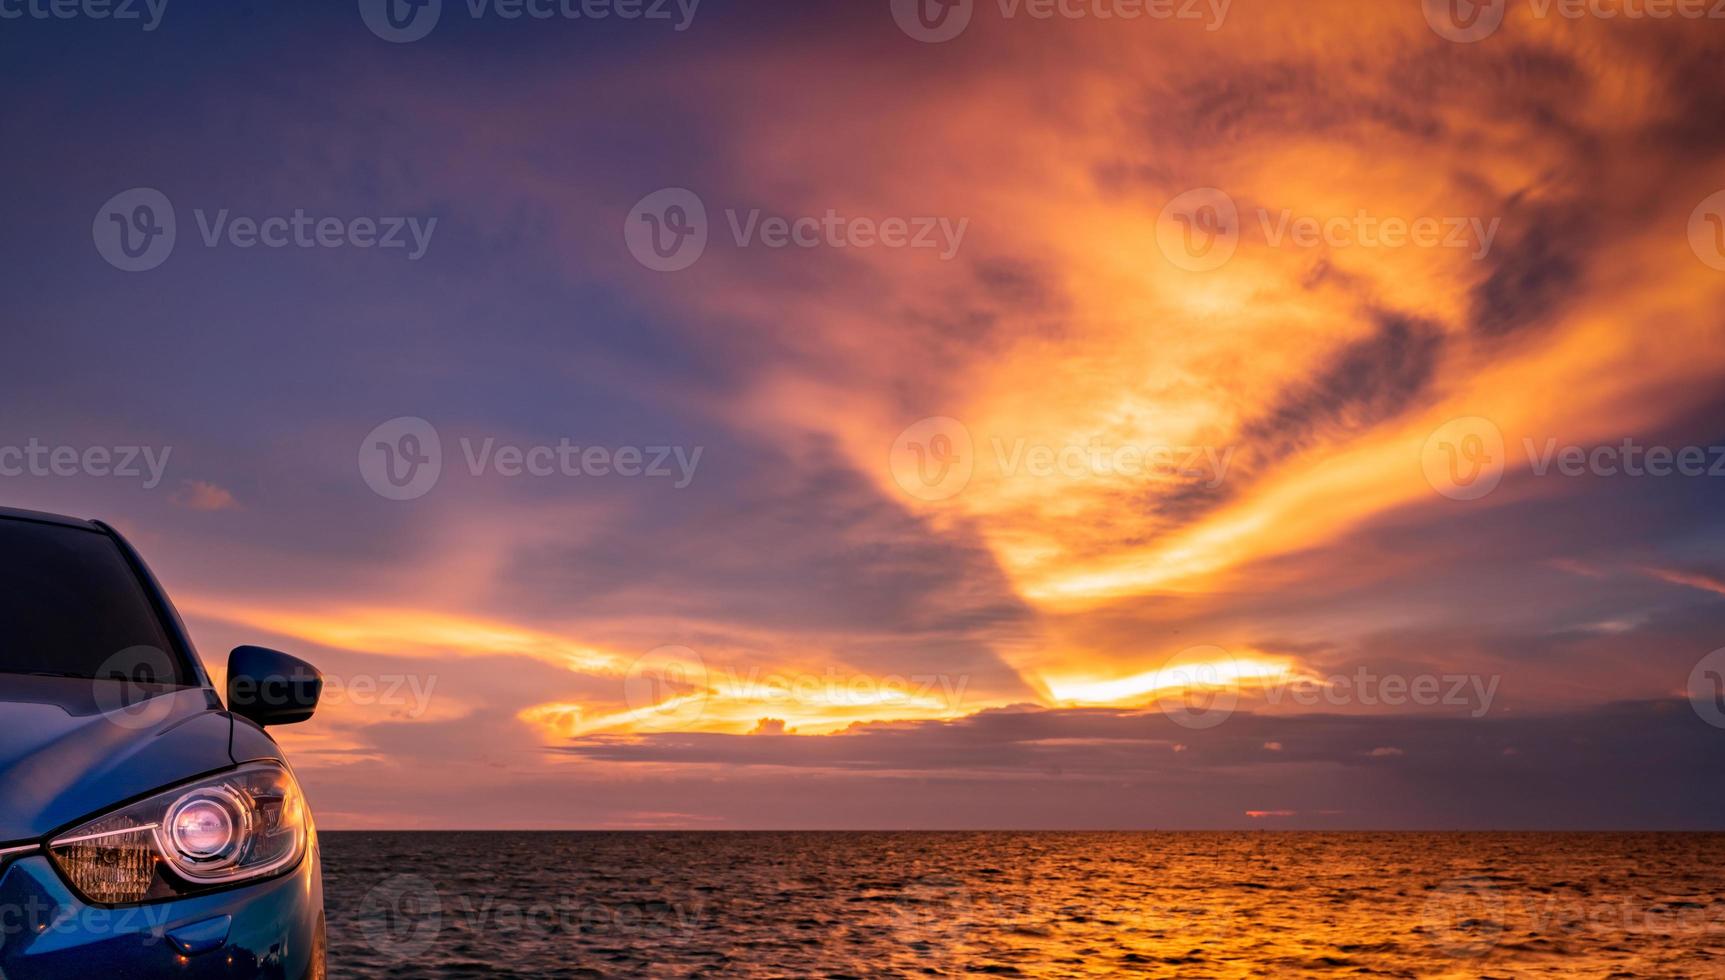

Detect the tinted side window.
[{"left": 0, "top": 519, "right": 185, "bottom": 683}]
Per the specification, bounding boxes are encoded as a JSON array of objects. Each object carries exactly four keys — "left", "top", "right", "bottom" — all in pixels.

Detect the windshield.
[{"left": 0, "top": 518, "right": 188, "bottom": 684}]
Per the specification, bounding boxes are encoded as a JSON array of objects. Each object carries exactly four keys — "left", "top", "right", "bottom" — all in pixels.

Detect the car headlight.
[{"left": 49, "top": 762, "right": 307, "bottom": 905}]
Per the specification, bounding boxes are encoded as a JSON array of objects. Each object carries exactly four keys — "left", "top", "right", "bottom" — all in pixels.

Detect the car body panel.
[
  {"left": 0, "top": 838, "right": 323, "bottom": 979},
  {"left": 230, "top": 714, "right": 288, "bottom": 765},
  {"left": 0, "top": 676, "right": 234, "bottom": 842},
  {"left": 0, "top": 510, "right": 325, "bottom": 979}
]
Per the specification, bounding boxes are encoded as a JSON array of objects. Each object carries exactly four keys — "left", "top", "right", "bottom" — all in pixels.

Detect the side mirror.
[{"left": 227, "top": 646, "right": 322, "bottom": 727}]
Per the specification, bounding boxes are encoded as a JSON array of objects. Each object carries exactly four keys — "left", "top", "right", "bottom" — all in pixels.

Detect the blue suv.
[{"left": 0, "top": 507, "right": 326, "bottom": 979}]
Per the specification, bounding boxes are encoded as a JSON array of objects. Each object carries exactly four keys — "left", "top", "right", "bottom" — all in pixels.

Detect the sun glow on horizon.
[
  {"left": 1044, "top": 655, "right": 1297, "bottom": 707},
  {"left": 159, "top": 11, "right": 1725, "bottom": 766}
]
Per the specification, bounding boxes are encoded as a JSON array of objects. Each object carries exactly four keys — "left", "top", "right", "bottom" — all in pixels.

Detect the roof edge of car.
[{"left": 0, "top": 505, "right": 103, "bottom": 530}]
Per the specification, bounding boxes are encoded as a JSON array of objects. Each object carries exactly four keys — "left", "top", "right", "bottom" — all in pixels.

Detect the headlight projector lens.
[{"left": 169, "top": 794, "right": 241, "bottom": 861}]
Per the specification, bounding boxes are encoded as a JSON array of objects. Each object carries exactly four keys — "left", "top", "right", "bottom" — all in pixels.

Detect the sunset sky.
[{"left": 3, "top": 0, "right": 1724, "bottom": 828}]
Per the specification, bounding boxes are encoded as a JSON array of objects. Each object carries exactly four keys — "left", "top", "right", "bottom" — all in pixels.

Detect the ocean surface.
[{"left": 321, "top": 832, "right": 1725, "bottom": 977}]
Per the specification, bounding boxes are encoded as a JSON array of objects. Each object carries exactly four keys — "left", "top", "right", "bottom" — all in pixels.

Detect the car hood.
[{"left": 0, "top": 675, "right": 236, "bottom": 842}]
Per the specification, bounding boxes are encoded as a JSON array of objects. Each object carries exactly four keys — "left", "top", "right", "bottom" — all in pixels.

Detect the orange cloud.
[
  {"left": 1637, "top": 566, "right": 1725, "bottom": 599},
  {"left": 172, "top": 480, "right": 240, "bottom": 512}
]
